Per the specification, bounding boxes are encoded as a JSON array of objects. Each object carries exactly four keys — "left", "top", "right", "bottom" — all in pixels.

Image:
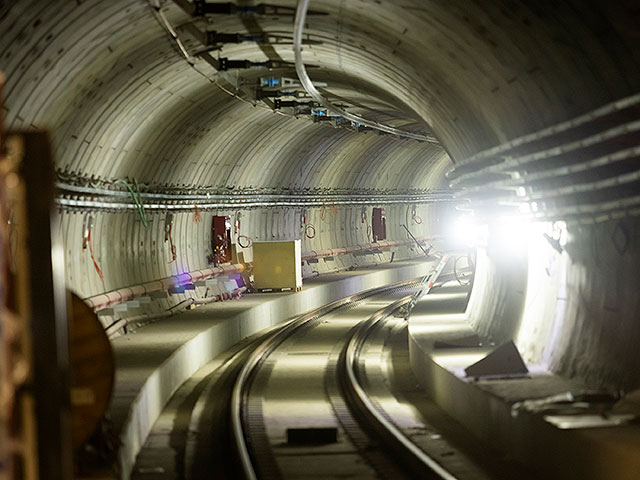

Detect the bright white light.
[
  {"left": 488, "top": 216, "right": 541, "bottom": 257},
  {"left": 449, "top": 214, "right": 547, "bottom": 253},
  {"left": 552, "top": 220, "right": 568, "bottom": 247},
  {"left": 451, "top": 214, "right": 481, "bottom": 247},
  {"left": 492, "top": 216, "right": 529, "bottom": 242},
  {"left": 518, "top": 203, "right": 532, "bottom": 214}
]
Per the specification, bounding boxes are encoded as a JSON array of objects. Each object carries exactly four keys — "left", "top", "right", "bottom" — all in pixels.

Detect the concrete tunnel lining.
[{"left": 2, "top": 0, "right": 640, "bottom": 474}]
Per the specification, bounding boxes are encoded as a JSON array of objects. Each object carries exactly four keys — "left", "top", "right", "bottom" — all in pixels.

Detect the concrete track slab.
[
  {"left": 107, "top": 260, "right": 432, "bottom": 478},
  {"left": 409, "top": 280, "right": 640, "bottom": 479}
]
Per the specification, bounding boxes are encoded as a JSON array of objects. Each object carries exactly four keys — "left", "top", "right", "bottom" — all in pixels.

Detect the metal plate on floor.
[
  {"left": 287, "top": 427, "right": 338, "bottom": 445},
  {"left": 544, "top": 414, "right": 636, "bottom": 429}
]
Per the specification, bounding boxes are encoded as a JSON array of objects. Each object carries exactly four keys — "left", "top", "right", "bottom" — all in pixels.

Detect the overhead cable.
[{"left": 293, "top": 0, "right": 440, "bottom": 144}]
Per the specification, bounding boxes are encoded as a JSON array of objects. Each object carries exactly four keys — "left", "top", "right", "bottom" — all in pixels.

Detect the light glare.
[
  {"left": 489, "top": 216, "right": 535, "bottom": 256},
  {"left": 451, "top": 214, "right": 480, "bottom": 247}
]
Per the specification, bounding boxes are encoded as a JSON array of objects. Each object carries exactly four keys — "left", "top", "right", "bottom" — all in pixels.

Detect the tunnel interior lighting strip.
[{"left": 293, "top": 0, "right": 439, "bottom": 144}]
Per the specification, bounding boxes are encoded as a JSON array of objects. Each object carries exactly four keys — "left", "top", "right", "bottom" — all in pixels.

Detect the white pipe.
[{"left": 293, "top": 0, "right": 440, "bottom": 144}]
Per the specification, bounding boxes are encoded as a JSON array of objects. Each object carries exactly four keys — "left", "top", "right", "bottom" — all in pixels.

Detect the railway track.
[
  {"left": 231, "top": 259, "right": 453, "bottom": 480},
  {"left": 337, "top": 294, "right": 455, "bottom": 479},
  {"left": 133, "top": 255, "right": 525, "bottom": 479}
]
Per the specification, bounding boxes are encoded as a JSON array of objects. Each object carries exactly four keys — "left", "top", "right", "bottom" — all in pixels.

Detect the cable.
[
  {"left": 115, "top": 179, "right": 148, "bottom": 228},
  {"left": 167, "top": 224, "right": 177, "bottom": 263},
  {"left": 234, "top": 212, "right": 252, "bottom": 248},
  {"left": 87, "top": 229, "right": 105, "bottom": 281},
  {"left": 133, "top": 179, "right": 148, "bottom": 227},
  {"left": 454, "top": 254, "right": 473, "bottom": 286},
  {"left": 305, "top": 223, "right": 316, "bottom": 239},
  {"left": 409, "top": 204, "right": 423, "bottom": 224},
  {"left": 238, "top": 234, "right": 253, "bottom": 248},
  {"left": 292, "top": 0, "right": 439, "bottom": 143},
  {"left": 405, "top": 205, "right": 411, "bottom": 232},
  {"left": 364, "top": 216, "right": 372, "bottom": 242}
]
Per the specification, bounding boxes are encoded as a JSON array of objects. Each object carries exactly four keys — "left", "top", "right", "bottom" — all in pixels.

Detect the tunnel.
[{"left": 1, "top": 0, "right": 639, "bottom": 478}]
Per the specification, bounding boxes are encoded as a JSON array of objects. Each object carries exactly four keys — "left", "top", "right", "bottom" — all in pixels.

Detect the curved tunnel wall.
[
  {"left": 467, "top": 217, "right": 640, "bottom": 392},
  {"left": 2, "top": 1, "right": 640, "bottom": 391}
]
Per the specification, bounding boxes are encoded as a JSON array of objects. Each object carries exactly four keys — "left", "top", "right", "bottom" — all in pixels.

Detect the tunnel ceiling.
[
  {"left": 2, "top": 0, "right": 640, "bottom": 397},
  {"left": 1, "top": 0, "right": 449, "bottom": 194},
  {"left": 3, "top": 0, "right": 639, "bottom": 197}
]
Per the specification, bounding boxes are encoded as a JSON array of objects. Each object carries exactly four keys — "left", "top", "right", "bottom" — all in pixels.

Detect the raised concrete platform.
[
  {"left": 408, "top": 279, "right": 640, "bottom": 479},
  {"left": 109, "top": 259, "right": 432, "bottom": 478}
]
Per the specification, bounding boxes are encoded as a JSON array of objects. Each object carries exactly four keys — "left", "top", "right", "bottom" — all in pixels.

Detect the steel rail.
[
  {"left": 339, "top": 256, "right": 455, "bottom": 480},
  {"left": 293, "top": 0, "right": 440, "bottom": 144},
  {"left": 229, "top": 276, "right": 429, "bottom": 480}
]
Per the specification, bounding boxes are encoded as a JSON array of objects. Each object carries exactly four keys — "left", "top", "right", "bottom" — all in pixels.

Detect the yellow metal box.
[{"left": 252, "top": 240, "right": 302, "bottom": 291}]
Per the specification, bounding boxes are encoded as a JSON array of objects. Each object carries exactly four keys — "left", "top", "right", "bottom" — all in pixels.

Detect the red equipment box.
[
  {"left": 211, "top": 215, "right": 231, "bottom": 265},
  {"left": 372, "top": 207, "right": 386, "bottom": 242}
]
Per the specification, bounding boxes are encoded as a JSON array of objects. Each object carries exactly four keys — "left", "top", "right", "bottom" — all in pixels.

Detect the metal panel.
[{"left": 252, "top": 240, "right": 302, "bottom": 291}]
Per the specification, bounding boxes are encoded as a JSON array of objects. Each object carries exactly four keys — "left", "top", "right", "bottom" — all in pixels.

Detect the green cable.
[
  {"left": 116, "top": 179, "right": 148, "bottom": 228},
  {"left": 133, "top": 179, "right": 148, "bottom": 228}
]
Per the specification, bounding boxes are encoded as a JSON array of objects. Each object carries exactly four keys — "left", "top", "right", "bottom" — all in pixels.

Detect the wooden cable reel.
[{"left": 68, "top": 292, "right": 114, "bottom": 449}]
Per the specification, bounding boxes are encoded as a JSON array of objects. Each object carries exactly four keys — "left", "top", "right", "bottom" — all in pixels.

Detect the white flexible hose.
[{"left": 293, "top": 0, "right": 440, "bottom": 144}]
